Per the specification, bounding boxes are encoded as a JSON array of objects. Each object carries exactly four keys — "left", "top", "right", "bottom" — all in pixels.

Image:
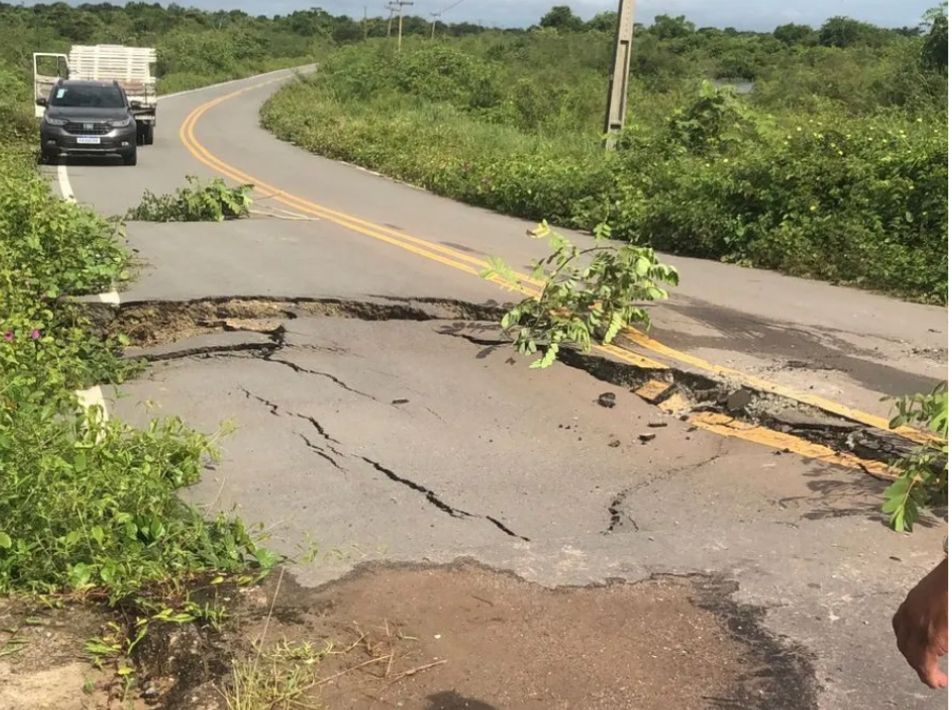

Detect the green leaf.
[
  {"left": 889, "top": 414, "right": 908, "bottom": 429},
  {"left": 0, "top": 533, "right": 12, "bottom": 550}
]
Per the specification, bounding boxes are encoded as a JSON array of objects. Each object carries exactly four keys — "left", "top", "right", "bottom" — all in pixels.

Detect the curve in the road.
[{"left": 177, "top": 75, "right": 928, "bottom": 449}]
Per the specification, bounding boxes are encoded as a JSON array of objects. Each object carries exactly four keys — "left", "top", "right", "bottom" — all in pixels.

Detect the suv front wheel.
[{"left": 122, "top": 147, "right": 138, "bottom": 166}]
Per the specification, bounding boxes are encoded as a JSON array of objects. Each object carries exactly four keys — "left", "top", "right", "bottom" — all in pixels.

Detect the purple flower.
[
  {"left": 30, "top": 330, "right": 40, "bottom": 340},
  {"left": 2, "top": 331, "right": 12, "bottom": 342}
]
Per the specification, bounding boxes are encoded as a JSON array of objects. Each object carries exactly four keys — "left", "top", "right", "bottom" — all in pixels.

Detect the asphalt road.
[{"left": 49, "top": 69, "right": 947, "bottom": 709}]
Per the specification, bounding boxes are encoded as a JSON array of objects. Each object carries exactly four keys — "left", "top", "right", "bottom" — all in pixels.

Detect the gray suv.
[{"left": 38, "top": 80, "right": 138, "bottom": 166}]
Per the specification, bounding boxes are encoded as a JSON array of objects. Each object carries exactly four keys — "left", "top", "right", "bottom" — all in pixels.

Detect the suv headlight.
[
  {"left": 44, "top": 116, "right": 67, "bottom": 126},
  {"left": 109, "top": 117, "right": 134, "bottom": 128}
]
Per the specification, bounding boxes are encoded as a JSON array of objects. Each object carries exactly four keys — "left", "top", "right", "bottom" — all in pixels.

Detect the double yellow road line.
[
  {"left": 178, "top": 77, "right": 921, "bottom": 473},
  {"left": 179, "top": 81, "right": 665, "bottom": 372}
]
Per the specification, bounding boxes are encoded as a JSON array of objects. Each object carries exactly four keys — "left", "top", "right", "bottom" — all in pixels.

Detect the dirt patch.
[
  {"left": 224, "top": 561, "right": 816, "bottom": 710},
  {"left": 0, "top": 599, "right": 122, "bottom": 709}
]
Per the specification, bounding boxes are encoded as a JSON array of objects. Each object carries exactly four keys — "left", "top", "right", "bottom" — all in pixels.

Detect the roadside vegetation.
[
  {"left": 0, "top": 20, "right": 284, "bottom": 703},
  {"left": 0, "top": 60, "right": 269, "bottom": 596},
  {"left": 262, "top": 7, "right": 948, "bottom": 303},
  {"left": 0, "top": 2, "right": 486, "bottom": 95},
  {"left": 128, "top": 176, "right": 253, "bottom": 222}
]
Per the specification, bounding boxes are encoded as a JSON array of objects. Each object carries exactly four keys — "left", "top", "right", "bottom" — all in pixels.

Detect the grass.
[{"left": 225, "top": 640, "right": 330, "bottom": 710}]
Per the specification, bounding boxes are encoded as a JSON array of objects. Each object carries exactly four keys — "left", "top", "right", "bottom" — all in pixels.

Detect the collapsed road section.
[
  {"left": 86, "top": 294, "right": 929, "bottom": 477},
  {"left": 74, "top": 292, "right": 946, "bottom": 710}
]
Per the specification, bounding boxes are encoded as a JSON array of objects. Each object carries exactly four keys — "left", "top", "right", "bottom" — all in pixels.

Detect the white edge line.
[
  {"left": 76, "top": 385, "right": 110, "bottom": 423},
  {"left": 56, "top": 151, "right": 120, "bottom": 415},
  {"left": 56, "top": 162, "right": 75, "bottom": 203}
]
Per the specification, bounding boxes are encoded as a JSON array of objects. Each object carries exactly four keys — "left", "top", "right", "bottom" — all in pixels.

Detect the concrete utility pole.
[
  {"left": 386, "top": 2, "right": 396, "bottom": 37},
  {"left": 430, "top": 11, "right": 441, "bottom": 39},
  {"left": 603, "top": 0, "right": 636, "bottom": 150},
  {"left": 394, "top": 0, "right": 414, "bottom": 50}
]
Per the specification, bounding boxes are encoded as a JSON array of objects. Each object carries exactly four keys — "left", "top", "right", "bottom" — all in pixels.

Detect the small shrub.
[
  {"left": 483, "top": 222, "right": 678, "bottom": 368},
  {"left": 127, "top": 176, "right": 253, "bottom": 222}
]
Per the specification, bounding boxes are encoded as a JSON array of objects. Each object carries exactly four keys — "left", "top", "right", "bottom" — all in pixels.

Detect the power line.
[{"left": 440, "top": 0, "right": 465, "bottom": 13}]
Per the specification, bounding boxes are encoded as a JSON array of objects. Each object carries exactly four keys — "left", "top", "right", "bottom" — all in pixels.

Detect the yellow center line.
[
  {"left": 619, "top": 331, "right": 933, "bottom": 444},
  {"left": 181, "top": 85, "right": 667, "bottom": 373},
  {"left": 178, "top": 77, "right": 927, "bottom": 448}
]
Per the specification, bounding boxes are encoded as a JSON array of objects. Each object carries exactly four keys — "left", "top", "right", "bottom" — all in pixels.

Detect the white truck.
[{"left": 33, "top": 44, "right": 158, "bottom": 145}]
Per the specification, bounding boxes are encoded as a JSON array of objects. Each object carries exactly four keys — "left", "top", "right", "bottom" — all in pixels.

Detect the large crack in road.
[
  {"left": 89, "top": 295, "right": 925, "bottom": 475},
  {"left": 237, "top": 377, "right": 529, "bottom": 542}
]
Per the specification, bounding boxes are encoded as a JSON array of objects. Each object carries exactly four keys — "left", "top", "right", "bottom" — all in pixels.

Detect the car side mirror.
[
  {"left": 129, "top": 100, "right": 143, "bottom": 110},
  {"left": 35, "top": 97, "right": 47, "bottom": 107}
]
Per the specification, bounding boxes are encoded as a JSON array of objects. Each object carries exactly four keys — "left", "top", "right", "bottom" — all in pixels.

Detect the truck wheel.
[
  {"left": 123, "top": 148, "right": 138, "bottom": 166},
  {"left": 144, "top": 124, "right": 154, "bottom": 145},
  {"left": 40, "top": 150, "right": 56, "bottom": 165}
]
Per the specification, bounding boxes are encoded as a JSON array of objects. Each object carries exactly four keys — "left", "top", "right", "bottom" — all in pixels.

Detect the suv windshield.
[{"left": 50, "top": 84, "right": 125, "bottom": 109}]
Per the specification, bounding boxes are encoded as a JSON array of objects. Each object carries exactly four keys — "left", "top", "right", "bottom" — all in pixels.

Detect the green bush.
[
  {"left": 127, "top": 176, "right": 253, "bottom": 222},
  {"left": 0, "top": 399, "right": 261, "bottom": 596}
]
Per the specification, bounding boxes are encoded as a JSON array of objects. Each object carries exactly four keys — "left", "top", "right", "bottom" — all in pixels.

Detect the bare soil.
[{"left": 230, "top": 561, "right": 815, "bottom": 710}]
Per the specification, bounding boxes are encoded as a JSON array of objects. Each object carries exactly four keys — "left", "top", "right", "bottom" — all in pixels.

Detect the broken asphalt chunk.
[{"left": 635, "top": 379, "right": 675, "bottom": 404}]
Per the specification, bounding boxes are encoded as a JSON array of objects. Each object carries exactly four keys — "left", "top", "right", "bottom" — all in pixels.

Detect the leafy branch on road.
[
  {"left": 127, "top": 176, "right": 253, "bottom": 222},
  {"left": 883, "top": 384, "right": 948, "bottom": 531},
  {"left": 482, "top": 222, "right": 678, "bottom": 368}
]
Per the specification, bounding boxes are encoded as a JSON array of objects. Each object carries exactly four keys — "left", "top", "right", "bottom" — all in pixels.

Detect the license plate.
[{"left": 76, "top": 136, "right": 101, "bottom": 145}]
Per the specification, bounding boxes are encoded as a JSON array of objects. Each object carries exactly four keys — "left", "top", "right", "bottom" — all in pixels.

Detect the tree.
[
  {"left": 921, "top": 3, "right": 948, "bottom": 69},
  {"left": 482, "top": 222, "right": 678, "bottom": 369},
  {"left": 586, "top": 11, "right": 617, "bottom": 33},
  {"left": 331, "top": 17, "right": 362, "bottom": 44},
  {"left": 649, "top": 14, "right": 695, "bottom": 40},
  {"left": 773, "top": 23, "right": 816, "bottom": 45},
  {"left": 818, "top": 16, "right": 884, "bottom": 47},
  {"left": 539, "top": 6, "right": 584, "bottom": 33}
]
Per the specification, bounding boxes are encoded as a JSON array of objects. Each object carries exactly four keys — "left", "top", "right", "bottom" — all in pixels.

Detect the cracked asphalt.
[{"left": 52, "top": 70, "right": 948, "bottom": 708}]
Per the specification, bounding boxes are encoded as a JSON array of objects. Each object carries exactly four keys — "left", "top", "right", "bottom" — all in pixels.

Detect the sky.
[{"left": 25, "top": 0, "right": 938, "bottom": 31}]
